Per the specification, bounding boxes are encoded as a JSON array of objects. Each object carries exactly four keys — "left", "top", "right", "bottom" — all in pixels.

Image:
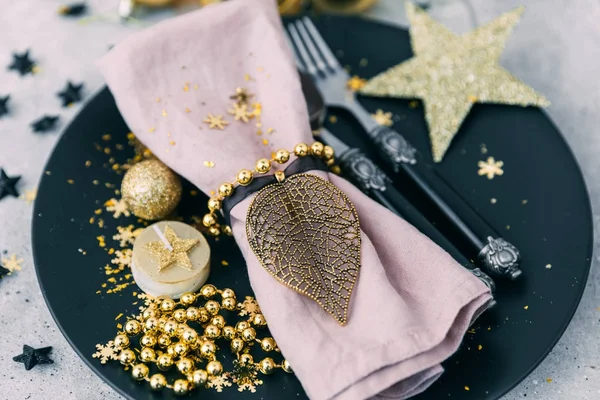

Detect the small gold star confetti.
[
  {"left": 546, "top": 264, "right": 552, "bottom": 269},
  {"left": 524, "top": 305, "right": 529, "bottom": 310},
  {"left": 477, "top": 157, "right": 504, "bottom": 179},
  {"left": 148, "top": 127, "right": 155, "bottom": 133},
  {"left": 204, "top": 160, "right": 215, "bottom": 168},
  {"left": 221, "top": 260, "right": 229, "bottom": 266},
  {"left": 204, "top": 114, "right": 229, "bottom": 130},
  {"left": 546, "top": 378, "right": 552, "bottom": 383},
  {"left": 464, "top": 386, "right": 470, "bottom": 391},
  {"left": 145, "top": 225, "right": 199, "bottom": 272},
  {"left": 230, "top": 87, "right": 254, "bottom": 104},
  {"left": 522, "top": 199, "right": 528, "bottom": 205},
  {"left": 361, "top": 4, "right": 549, "bottom": 162},
  {"left": 161, "top": 110, "right": 168, "bottom": 117},
  {"left": 371, "top": 109, "right": 393, "bottom": 126},
  {"left": 67, "top": 179, "right": 75, "bottom": 184},
  {"left": 329, "top": 115, "right": 337, "bottom": 124},
  {"left": 105, "top": 198, "right": 131, "bottom": 218},
  {"left": 346, "top": 75, "right": 367, "bottom": 91},
  {"left": 20, "top": 189, "right": 37, "bottom": 204},
  {"left": 185, "top": 108, "right": 191, "bottom": 113},
  {"left": 478, "top": 345, "right": 483, "bottom": 351},
  {"left": 228, "top": 103, "right": 254, "bottom": 122},
  {"left": 183, "top": 83, "right": 190, "bottom": 92},
  {"left": 1, "top": 254, "right": 23, "bottom": 272},
  {"left": 490, "top": 198, "right": 497, "bottom": 204}
]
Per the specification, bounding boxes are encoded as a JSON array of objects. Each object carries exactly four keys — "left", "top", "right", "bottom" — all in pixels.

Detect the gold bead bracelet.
[{"left": 202, "top": 141, "right": 335, "bottom": 237}]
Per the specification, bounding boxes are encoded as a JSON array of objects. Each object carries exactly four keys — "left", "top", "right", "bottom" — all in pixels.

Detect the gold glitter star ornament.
[
  {"left": 361, "top": 3, "right": 549, "bottom": 162},
  {"left": 145, "top": 225, "right": 199, "bottom": 272}
]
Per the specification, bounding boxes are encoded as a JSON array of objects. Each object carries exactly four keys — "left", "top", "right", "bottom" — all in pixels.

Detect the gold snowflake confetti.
[
  {"left": 238, "top": 296, "right": 261, "bottom": 317},
  {"left": 477, "top": 157, "right": 504, "bottom": 179},
  {"left": 92, "top": 341, "right": 119, "bottom": 364},
  {"left": 371, "top": 109, "right": 393, "bottom": 126},
  {"left": 346, "top": 75, "right": 366, "bottom": 91},
  {"left": 204, "top": 114, "right": 229, "bottom": 130},
  {"left": 113, "top": 225, "right": 141, "bottom": 248},
  {"left": 111, "top": 249, "right": 132, "bottom": 267},
  {"left": 105, "top": 198, "right": 131, "bottom": 218},
  {"left": 204, "top": 161, "right": 215, "bottom": 168},
  {"left": 230, "top": 87, "right": 254, "bottom": 104},
  {"left": 207, "top": 374, "right": 233, "bottom": 392},
  {"left": 20, "top": 189, "right": 37, "bottom": 204},
  {"left": 1, "top": 254, "right": 23, "bottom": 272},
  {"left": 230, "top": 361, "right": 263, "bottom": 392},
  {"left": 228, "top": 103, "right": 254, "bottom": 123}
]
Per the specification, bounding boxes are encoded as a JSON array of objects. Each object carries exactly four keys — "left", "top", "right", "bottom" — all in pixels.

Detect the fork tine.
[
  {"left": 287, "top": 23, "right": 317, "bottom": 76},
  {"left": 301, "top": 17, "right": 340, "bottom": 70},
  {"left": 284, "top": 31, "right": 305, "bottom": 72},
  {"left": 295, "top": 19, "right": 327, "bottom": 73}
]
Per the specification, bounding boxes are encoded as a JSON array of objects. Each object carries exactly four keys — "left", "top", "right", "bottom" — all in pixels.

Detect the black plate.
[{"left": 33, "top": 15, "right": 592, "bottom": 400}]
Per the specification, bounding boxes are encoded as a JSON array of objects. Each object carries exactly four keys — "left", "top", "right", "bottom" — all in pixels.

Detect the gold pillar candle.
[{"left": 131, "top": 221, "right": 211, "bottom": 298}]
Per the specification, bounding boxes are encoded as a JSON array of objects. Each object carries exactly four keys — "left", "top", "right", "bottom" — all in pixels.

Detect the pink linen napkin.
[{"left": 99, "top": 1, "right": 492, "bottom": 399}]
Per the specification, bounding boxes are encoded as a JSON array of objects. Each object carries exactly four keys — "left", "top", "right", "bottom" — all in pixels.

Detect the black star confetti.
[
  {"left": 0, "top": 169, "right": 21, "bottom": 200},
  {"left": 57, "top": 81, "right": 84, "bottom": 107},
  {"left": 13, "top": 345, "right": 54, "bottom": 371},
  {"left": 58, "top": 2, "right": 87, "bottom": 16},
  {"left": 0, "top": 264, "right": 10, "bottom": 279},
  {"left": 31, "top": 115, "right": 59, "bottom": 133},
  {"left": 8, "top": 50, "right": 36, "bottom": 76},
  {"left": 0, "top": 95, "right": 9, "bottom": 118}
]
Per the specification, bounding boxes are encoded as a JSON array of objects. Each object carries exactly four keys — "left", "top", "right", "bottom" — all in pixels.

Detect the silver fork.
[{"left": 286, "top": 17, "right": 418, "bottom": 168}]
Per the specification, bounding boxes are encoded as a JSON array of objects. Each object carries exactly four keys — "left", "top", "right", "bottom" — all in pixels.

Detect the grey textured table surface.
[{"left": 0, "top": 0, "right": 599, "bottom": 399}]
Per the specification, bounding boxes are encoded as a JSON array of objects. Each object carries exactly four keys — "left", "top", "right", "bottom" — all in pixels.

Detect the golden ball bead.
[
  {"left": 202, "top": 213, "right": 217, "bottom": 227},
  {"left": 222, "top": 326, "right": 236, "bottom": 340},
  {"left": 124, "top": 320, "right": 142, "bottom": 336},
  {"left": 211, "top": 315, "right": 226, "bottom": 329},
  {"left": 256, "top": 158, "right": 271, "bottom": 174},
  {"left": 323, "top": 145, "right": 334, "bottom": 160},
  {"left": 119, "top": 349, "right": 136, "bottom": 365},
  {"left": 167, "top": 345, "right": 176, "bottom": 357},
  {"left": 294, "top": 143, "right": 309, "bottom": 157},
  {"left": 204, "top": 324, "right": 221, "bottom": 339},
  {"left": 173, "top": 342, "right": 188, "bottom": 357},
  {"left": 222, "top": 225, "right": 233, "bottom": 236},
  {"left": 160, "top": 298, "right": 176, "bottom": 312},
  {"left": 206, "top": 360, "right": 223, "bottom": 376},
  {"left": 156, "top": 354, "right": 173, "bottom": 371},
  {"left": 310, "top": 141, "right": 324, "bottom": 156},
  {"left": 230, "top": 338, "right": 245, "bottom": 353},
  {"left": 218, "top": 182, "right": 234, "bottom": 197},
  {"left": 173, "top": 379, "right": 190, "bottom": 396},
  {"left": 252, "top": 313, "right": 267, "bottom": 327},
  {"left": 326, "top": 158, "right": 335, "bottom": 167},
  {"left": 114, "top": 334, "right": 129, "bottom": 348},
  {"left": 182, "top": 328, "right": 198, "bottom": 344},
  {"left": 200, "top": 340, "right": 216, "bottom": 357},
  {"left": 149, "top": 373, "right": 167, "bottom": 391},
  {"left": 221, "top": 288, "right": 236, "bottom": 299},
  {"left": 259, "top": 357, "right": 276, "bottom": 375},
  {"left": 140, "top": 334, "right": 156, "bottom": 348},
  {"left": 331, "top": 165, "right": 341, "bottom": 175},
  {"left": 191, "top": 369, "right": 208, "bottom": 387},
  {"left": 131, "top": 363, "right": 149, "bottom": 381},
  {"left": 197, "top": 308, "right": 210, "bottom": 323},
  {"left": 200, "top": 284, "right": 217, "bottom": 298},
  {"left": 239, "top": 353, "right": 254, "bottom": 366},
  {"left": 142, "top": 308, "right": 158, "bottom": 319},
  {"left": 185, "top": 307, "right": 200, "bottom": 321},
  {"left": 208, "top": 225, "right": 221, "bottom": 237},
  {"left": 172, "top": 309, "right": 187, "bottom": 323},
  {"left": 260, "top": 337, "right": 276, "bottom": 352},
  {"left": 282, "top": 359, "right": 293, "bottom": 373},
  {"left": 163, "top": 320, "right": 178, "bottom": 336},
  {"left": 274, "top": 149, "right": 290, "bottom": 164},
  {"left": 221, "top": 297, "right": 237, "bottom": 311},
  {"left": 177, "top": 357, "right": 194, "bottom": 374},
  {"left": 235, "top": 321, "right": 250, "bottom": 332},
  {"left": 242, "top": 327, "right": 256, "bottom": 342},
  {"left": 157, "top": 334, "right": 171, "bottom": 348},
  {"left": 207, "top": 197, "right": 222, "bottom": 212},
  {"left": 139, "top": 347, "right": 156, "bottom": 362},
  {"left": 205, "top": 300, "right": 220, "bottom": 315},
  {"left": 121, "top": 160, "right": 182, "bottom": 220},
  {"left": 180, "top": 292, "right": 195, "bottom": 306},
  {"left": 237, "top": 169, "right": 254, "bottom": 186},
  {"left": 144, "top": 317, "right": 159, "bottom": 332}
]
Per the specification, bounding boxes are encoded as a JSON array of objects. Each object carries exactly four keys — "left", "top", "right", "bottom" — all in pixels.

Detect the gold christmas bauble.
[{"left": 121, "top": 159, "right": 182, "bottom": 220}]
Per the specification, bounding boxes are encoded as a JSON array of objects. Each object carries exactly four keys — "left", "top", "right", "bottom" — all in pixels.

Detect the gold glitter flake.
[
  {"left": 228, "top": 103, "right": 254, "bottom": 122},
  {"left": 20, "top": 189, "right": 37, "bottom": 204},
  {"left": 477, "top": 157, "right": 504, "bottom": 179},
  {"left": 546, "top": 264, "right": 552, "bottom": 269},
  {"left": 221, "top": 260, "right": 229, "bottom": 266},
  {"left": 1, "top": 254, "right": 23, "bottom": 272},
  {"left": 204, "top": 161, "right": 215, "bottom": 168},
  {"left": 105, "top": 198, "right": 131, "bottom": 218},
  {"left": 161, "top": 110, "right": 168, "bottom": 117},
  {"left": 361, "top": 4, "right": 549, "bottom": 162},
  {"left": 329, "top": 115, "right": 337, "bottom": 124},
  {"left": 346, "top": 76, "right": 366, "bottom": 92},
  {"left": 145, "top": 225, "right": 199, "bottom": 272},
  {"left": 371, "top": 109, "right": 393, "bottom": 126},
  {"left": 203, "top": 114, "right": 229, "bottom": 130}
]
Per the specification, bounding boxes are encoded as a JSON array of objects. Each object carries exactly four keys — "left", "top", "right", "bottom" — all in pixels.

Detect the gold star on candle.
[
  {"left": 361, "top": 4, "right": 549, "bottom": 162},
  {"left": 145, "top": 225, "right": 199, "bottom": 272}
]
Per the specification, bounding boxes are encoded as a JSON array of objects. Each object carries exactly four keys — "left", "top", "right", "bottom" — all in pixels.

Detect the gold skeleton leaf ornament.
[{"left": 246, "top": 173, "right": 361, "bottom": 325}]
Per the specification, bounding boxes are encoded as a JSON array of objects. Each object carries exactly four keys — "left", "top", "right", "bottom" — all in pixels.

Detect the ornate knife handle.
[
  {"left": 478, "top": 237, "right": 522, "bottom": 280},
  {"left": 338, "top": 148, "right": 390, "bottom": 193},
  {"left": 370, "top": 126, "right": 418, "bottom": 171}
]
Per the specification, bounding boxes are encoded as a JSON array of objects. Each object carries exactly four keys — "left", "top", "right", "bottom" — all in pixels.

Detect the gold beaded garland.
[
  {"left": 114, "top": 334, "right": 129, "bottom": 348},
  {"left": 157, "top": 353, "right": 174, "bottom": 371},
  {"left": 211, "top": 314, "right": 226, "bottom": 328},
  {"left": 221, "top": 297, "right": 237, "bottom": 311},
  {"left": 192, "top": 369, "right": 209, "bottom": 386},
  {"left": 201, "top": 142, "right": 335, "bottom": 237},
  {"left": 119, "top": 349, "right": 136, "bottom": 365},
  {"left": 124, "top": 320, "right": 142, "bottom": 336},
  {"left": 177, "top": 357, "right": 194, "bottom": 374},
  {"left": 173, "top": 379, "right": 190, "bottom": 396},
  {"left": 149, "top": 373, "right": 167, "bottom": 391},
  {"left": 261, "top": 337, "right": 276, "bottom": 352},
  {"left": 140, "top": 347, "right": 156, "bottom": 362},
  {"left": 161, "top": 298, "right": 176, "bottom": 312},
  {"left": 140, "top": 334, "right": 156, "bottom": 347},
  {"left": 173, "top": 309, "right": 187, "bottom": 323},
  {"left": 132, "top": 363, "right": 150, "bottom": 380},
  {"left": 200, "top": 284, "right": 217, "bottom": 298},
  {"left": 252, "top": 313, "right": 267, "bottom": 327},
  {"left": 206, "top": 360, "right": 223, "bottom": 376},
  {"left": 260, "top": 357, "right": 276, "bottom": 375}
]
